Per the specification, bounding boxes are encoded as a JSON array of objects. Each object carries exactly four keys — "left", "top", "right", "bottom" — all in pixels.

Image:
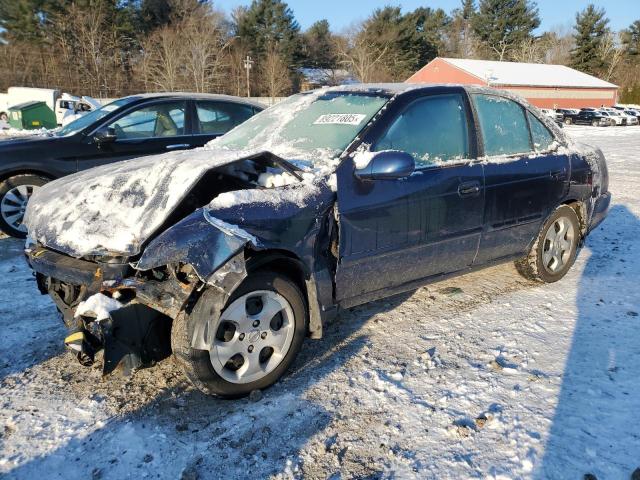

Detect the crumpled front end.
[{"left": 26, "top": 212, "right": 256, "bottom": 375}]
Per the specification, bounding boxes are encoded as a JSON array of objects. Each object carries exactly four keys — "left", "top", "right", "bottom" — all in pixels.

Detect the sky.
[{"left": 214, "top": 0, "right": 640, "bottom": 33}]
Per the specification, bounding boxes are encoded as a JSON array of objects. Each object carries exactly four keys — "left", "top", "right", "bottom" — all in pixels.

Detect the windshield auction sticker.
[{"left": 313, "top": 114, "right": 367, "bottom": 125}]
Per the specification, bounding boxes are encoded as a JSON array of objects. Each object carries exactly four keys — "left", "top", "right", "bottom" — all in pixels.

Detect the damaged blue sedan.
[{"left": 24, "top": 84, "right": 610, "bottom": 398}]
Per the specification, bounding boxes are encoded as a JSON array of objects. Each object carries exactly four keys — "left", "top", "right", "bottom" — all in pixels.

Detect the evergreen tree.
[
  {"left": 446, "top": 0, "right": 477, "bottom": 57},
  {"left": 301, "top": 20, "right": 337, "bottom": 69},
  {"left": 622, "top": 20, "right": 640, "bottom": 57},
  {"left": 472, "top": 0, "right": 540, "bottom": 60},
  {"left": 0, "top": 0, "right": 62, "bottom": 43},
  {"left": 569, "top": 4, "right": 609, "bottom": 75},
  {"left": 235, "top": 0, "right": 301, "bottom": 66},
  {"left": 360, "top": 6, "right": 449, "bottom": 81}
]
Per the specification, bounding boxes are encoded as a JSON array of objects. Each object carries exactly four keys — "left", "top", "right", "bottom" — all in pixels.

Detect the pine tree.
[
  {"left": 301, "top": 20, "right": 337, "bottom": 69},
  {"left": 569, "top": 4, "right": 609, "bottom": 75},
  {"left": 622, "top": 20, "right": 640, "bottom": 57},
  {"left": 446, "top": 0, "right": 477, "bottom": 57},
  {"left": 0, "top": 0, "right": 62, "bottom": 43},
  {"left": 360, "top": 6, "right": 449, "bottom": 81},
  {"left": 472, "top": 0, "right": 540, "bottom": 61},
  {"left": 236, "top": 0, "right": 301, "bottom": 66}
]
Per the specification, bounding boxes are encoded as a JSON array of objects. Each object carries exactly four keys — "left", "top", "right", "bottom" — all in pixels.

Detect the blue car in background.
[{"left": 25, "top": 84, "right": 610, "bottom": 398}]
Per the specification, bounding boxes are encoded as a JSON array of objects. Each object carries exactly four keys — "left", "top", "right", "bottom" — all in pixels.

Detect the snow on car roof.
[
  {"left": 440, "top": 58, "right": 618, "bottom": 89},
  {"left": 119, "top": 92, "right": 266, "bottom": 108}
]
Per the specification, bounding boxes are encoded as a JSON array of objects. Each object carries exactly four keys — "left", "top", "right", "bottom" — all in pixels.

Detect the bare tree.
[
  {"left": 260, "top": 43, "right": 292, "bottom": 99},
  {"left": 138, "top": 0, "right": 231, "bottom": 93},
  {"left": 599, "top": 31, "right": 625, "bottom": 81},
  {"left": 511, "top": 37, "right": 546, "bottom": 63},
  {"left": 543, "top": 27, "right": 574, "bottom": 65},
  {"left": 335, "top": 29, "right": 388, "bottom": 82}
]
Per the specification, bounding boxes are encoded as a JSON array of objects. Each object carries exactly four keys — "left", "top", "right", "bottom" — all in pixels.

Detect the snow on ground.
[{"left": 1, "top": 125, "right": 639, "bottom": 479}]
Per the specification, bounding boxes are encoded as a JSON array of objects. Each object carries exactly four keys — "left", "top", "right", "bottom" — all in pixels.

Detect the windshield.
[
  {"left": 55, "top": 97, "right": 138, "bottom": 136},
  {"left": 207, "top": 91, "right": 389, "bottom": 167}
]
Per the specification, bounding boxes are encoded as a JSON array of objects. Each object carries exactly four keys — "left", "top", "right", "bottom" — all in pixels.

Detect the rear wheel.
[
  {"left": 0, "top": 174, "right": 49, "bottom": 238},
  {"left": 592, "top": 119, "right": 599, "bottom": 127},
  {"left": 515, "top": 205, "right": 580, "bottom": 283},
  {"left": 564, "top": 118, "right": 572, "bottom": 125},
  {"left": 172, "top": 271, "right": 307, "bottom": 398},
  {"left": 0, "top": 112, "right": 8, "bottom": 122}
]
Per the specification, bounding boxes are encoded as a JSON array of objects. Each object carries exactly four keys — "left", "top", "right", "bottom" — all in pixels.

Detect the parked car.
[
  {"left": 624, "top": 109, "right": 640, "bottom": 123},
  {"left": 598, "top": 111, "right": 622, "bottom": 126},
  {"left": 0, "top": 93, "right": 264, "bottom": 237},
  {"left": 24, "top": 84, "right": 610, "bottom": 398},
  {"left": 540, "top": 108, "right": 563, "bottom": 123},
  {"left": 563, "top": 109, "right": 610, "bottom": 126}
]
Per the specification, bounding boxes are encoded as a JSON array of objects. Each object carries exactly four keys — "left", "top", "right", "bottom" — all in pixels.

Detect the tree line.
[{"left": 0, "top": 0, "right": 639, "bottom": 103}]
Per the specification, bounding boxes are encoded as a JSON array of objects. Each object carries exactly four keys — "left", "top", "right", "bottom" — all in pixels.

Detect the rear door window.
[
  {"left": 472, "top": 94, "right": 532, "bottom": 156},
  {"left": 195, "top": 101, "right": 255, "bottom": 135},
  {"left": 527, "top": 111, "right": 555, "bottom": 151},
  {"left": 373, "top": 93, "right": 470, "bottom": 167}
]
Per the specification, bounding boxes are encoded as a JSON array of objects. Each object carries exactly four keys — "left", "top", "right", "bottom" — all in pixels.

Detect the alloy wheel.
[
  {"left": 0, "top": 184, "right": 39, "bottom": 233},
  {"left": 210, "top": 290, "right": 296, "bottom": 384},
  {"left": 542, "top": 216, "right": 575, "bottom": 274}
]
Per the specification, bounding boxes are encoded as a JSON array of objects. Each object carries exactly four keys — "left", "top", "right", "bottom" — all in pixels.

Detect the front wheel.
[
  {"left": 592, "top": 119, "right": 599, "bottom": 127},
  {"left": 564, "top": 118, "right": 572, "bottom": 125},
  {"left": 0, "top": 174, "right": 49, "bottom": 238},
  {"left": 172, "top": 271, "right": 308, "bottom": 398},
  {"left": 515, "top": 205, "right": 581, "bottom": 283}
]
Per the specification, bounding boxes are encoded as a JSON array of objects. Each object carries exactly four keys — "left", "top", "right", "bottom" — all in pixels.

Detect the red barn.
[{"left": 407, "top": 57, "right": 618, "bottom": 109}]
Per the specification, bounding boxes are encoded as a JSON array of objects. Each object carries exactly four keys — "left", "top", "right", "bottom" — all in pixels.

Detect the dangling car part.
[{"left": 25, "top": 84, "right": 610, "bottom": 398}]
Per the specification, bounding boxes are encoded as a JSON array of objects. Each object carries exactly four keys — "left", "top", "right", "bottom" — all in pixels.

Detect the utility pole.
[{"left": 244, "top": 55, "right": 254, "bottom": 98}]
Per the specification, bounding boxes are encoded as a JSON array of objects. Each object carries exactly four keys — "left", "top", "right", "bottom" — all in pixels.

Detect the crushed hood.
[{"left": 24, "top": 147, "right": 259, "bottom": 257}]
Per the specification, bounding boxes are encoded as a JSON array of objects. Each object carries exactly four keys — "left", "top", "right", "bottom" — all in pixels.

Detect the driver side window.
[
  {"left": 107, "top": 101, "right": 186, "bottom": 140},
  {"left": 373, "top": 94, "right": 470, "bottom": 167}
]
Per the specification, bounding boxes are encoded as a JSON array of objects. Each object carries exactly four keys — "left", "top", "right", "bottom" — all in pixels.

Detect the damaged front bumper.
[{"left": 25, "top": 210, "right": 255, "bottom": 375}]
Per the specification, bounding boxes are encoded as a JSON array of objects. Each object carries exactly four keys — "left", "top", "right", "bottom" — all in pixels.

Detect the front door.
[
  {"left": 75, "top": 100, "right": 193, "bottom": 171},
  {"left": 335, "top": 91, "right": 485, "bottom": 305},
  {"left": 470, "top": 94, "right": 570, "bottom": 263}
]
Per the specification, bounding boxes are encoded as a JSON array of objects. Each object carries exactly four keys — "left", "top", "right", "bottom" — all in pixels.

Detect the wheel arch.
[
  {"left": 245, "top": 249, "right": 309, "bottom": 304},
  {"left": 561, "top": 198, "right": 588, "bottom": 237},
  {"left": 0, "top": 169, "right": 55, "bottom": 184}
]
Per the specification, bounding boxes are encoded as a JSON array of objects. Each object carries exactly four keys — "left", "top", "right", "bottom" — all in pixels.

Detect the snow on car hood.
[{"left": 24, "top": 147, "right": 261, "bottom": 257}]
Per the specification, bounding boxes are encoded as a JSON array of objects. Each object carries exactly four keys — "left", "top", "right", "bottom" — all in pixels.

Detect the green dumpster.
[{"left": 8, "top": 101, "right": 57, "bottom": 130}]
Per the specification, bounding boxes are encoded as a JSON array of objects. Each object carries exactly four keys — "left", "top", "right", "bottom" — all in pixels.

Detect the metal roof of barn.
[{"left": 437, "top": 58, "right": 617, "bottom": 89}]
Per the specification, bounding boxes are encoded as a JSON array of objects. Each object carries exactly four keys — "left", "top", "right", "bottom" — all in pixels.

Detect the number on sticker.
[{"left": 313, "top": 114, "right": 367, "bottom": 125}]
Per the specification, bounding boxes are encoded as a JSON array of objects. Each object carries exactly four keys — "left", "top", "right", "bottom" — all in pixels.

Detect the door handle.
[
  {"left": 550, "top": 168, "right": 567, "bottom": 180},
  {"left": 166, "top": 143, "right": 191, "bottom": 150},
  {"left": 458, "top": 181, "right": 481, "bottom": 197}
]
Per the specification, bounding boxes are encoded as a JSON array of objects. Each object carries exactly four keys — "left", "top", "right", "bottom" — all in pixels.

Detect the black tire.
[
  {"left": 515, "top": 205, "right": 581, "bottom": 283},
  {"left": 0, "top": 112, "right": 8, "bottom": 122},
  {"left": 172, "top": 271, "right": 308, "bottom": 398},
  {"left": 0, "top": 174, "right": 50, "bottom": 238},
  {"left": 564, "top": 118, "right": 572, "bottom": 125},
  {"left": 592, "top": 120, "right": 599, "bottom": 127}
]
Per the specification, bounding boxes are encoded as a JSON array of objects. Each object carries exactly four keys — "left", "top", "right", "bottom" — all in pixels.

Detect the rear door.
[
  {"left": 335, "top": 90, "right": 485, "bottom": 304},
  {"left": 472, "top": 93, "right": 570, "bottom": 263},
  {"left": 75, "top": 99, "right": 192, "bottom": 171}
]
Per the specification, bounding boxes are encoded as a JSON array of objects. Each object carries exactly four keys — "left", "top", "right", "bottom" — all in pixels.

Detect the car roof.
[{"left": 118, "top": 92, "right": 266, "bottom": 109}]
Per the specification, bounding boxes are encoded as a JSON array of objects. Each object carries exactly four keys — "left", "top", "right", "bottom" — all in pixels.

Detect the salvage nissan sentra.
[{"left": 24, "top": 84, "right": 610, "bottom": 398}]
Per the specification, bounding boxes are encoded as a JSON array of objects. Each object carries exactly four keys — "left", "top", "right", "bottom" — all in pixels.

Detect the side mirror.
[
  {"left": 94, "top": 127, "right": 117, "bottom": 145},
  {"left": 354, "top": 150, "right": 415, "bottom": 181}
]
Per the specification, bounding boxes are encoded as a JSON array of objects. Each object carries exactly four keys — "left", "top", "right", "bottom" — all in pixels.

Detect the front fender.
[{"left": 136, "top": 209, "right": 258, "bottom": 282}]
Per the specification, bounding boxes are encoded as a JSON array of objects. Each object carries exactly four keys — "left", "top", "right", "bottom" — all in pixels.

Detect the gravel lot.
[{"left": 1, "top": 125, "right": 639, "bottom": 479}]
